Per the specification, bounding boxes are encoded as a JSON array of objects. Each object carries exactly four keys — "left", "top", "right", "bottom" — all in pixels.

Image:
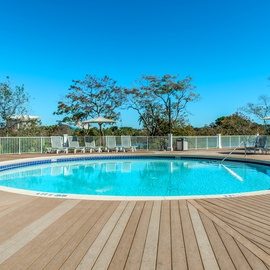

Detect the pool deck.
[{"left": 1, "top": 149, "right": 270, "bottom": 269}]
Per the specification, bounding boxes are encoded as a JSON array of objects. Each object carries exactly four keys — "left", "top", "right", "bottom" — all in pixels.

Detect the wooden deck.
[{"left": 1, "top": 151, "right": 270, "bottom": 269}]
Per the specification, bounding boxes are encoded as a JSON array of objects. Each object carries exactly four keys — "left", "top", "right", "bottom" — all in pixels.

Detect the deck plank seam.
[
  {"left": 187, "top": 202, "right": 220, "bottom": 270},
  {"left": 198, "top": 202, "right": 270, "bottom": 234},
  {"left": 76, "top": 201, "right": 129, "bottom": 269},
  {"left": 200, "top": 200, "right": 270, "bottom": 225},
  {"left": 92, "top": 201, "right": 137, "bottom": 270},
  {"left": 124, "top": 200, "right": 153, "bottom": 270},
  {"left": 60, "top": 201, "right": 121, "bottom": 269},
  {"left": 179, "top": 200, "right": 204, "bottom": 270},
  {"left": 0, "top": 199, "right": 80, "bottom": 264},
  {"left": 0, "top": 200, "right": 102, "bottom": 269},
  {"left": 109, "top": 201, "right": 145, "bottom": 270},
  {"left": 213, "top": 211, "right": 270, "bottom": 240},
  {"left": 176, "top": 200, "right": 188, "bottom": 270},
  {"left": 189, "top": 199, "right": 270, "bottom": 266},
  {"left": 215, "top": 223, "right": 252, "bottom": 269},
  {"left": 199, "top": 211, "right": 236, "bottom": 269},
  {"left": 43, "top": 201, "right": 111, "bottom": 269}
]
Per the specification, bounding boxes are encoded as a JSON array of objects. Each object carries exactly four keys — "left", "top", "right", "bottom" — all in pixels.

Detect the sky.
[{"left": 1, "top": 0, "right": 270, "bottom": 128}]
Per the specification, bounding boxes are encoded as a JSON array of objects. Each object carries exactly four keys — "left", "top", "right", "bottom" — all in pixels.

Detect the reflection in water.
[
  {"left": 0, "top": 159, "right": 270, "bottom": 196},
  {"left": 106, "top": 162, "right": 117, "bottom": 172},
  {"left": 121, "top": 162, "right": 132, "bottom": 173}
]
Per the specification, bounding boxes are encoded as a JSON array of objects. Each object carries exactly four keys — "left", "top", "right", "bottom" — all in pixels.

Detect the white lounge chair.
[
  {"left": 121, "top": 136, "right": 137, "bottom": 152},
  {"left": 84, "top": 136, "right": 102, "bottom": 153},
  {"left": 46, "top": 136, "right": 69, "bottom": 154},
  {"left": 245, "top": 135, "right": 268, "bottom": 154},
  {"left": 105, "top": 136, "right": 119, "bottom": 152},
  {"left": 67, "top": 136, "right": 85, "bottom": 153}
]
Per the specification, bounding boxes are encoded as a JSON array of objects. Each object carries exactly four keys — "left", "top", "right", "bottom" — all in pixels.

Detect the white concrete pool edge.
[
  {"left": 1, "top": 185, "right": 270, "bottom": 201},
  {"left": 1, "top": 152, "right": 270, "bottom": 201}
]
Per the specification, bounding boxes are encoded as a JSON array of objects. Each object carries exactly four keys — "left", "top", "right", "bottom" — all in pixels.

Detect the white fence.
[{"left": 0, "top": 134, "right": 260, "bottom": 154}]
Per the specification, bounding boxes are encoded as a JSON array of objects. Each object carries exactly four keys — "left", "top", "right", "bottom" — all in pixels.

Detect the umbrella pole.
[{"left": 99, "top": 123, "right": 104, "bottom": 147}]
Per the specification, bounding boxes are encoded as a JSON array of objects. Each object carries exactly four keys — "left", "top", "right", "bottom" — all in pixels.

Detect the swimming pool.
[{"left": 1, "top": 156, "right": 270, "bottom": 198}]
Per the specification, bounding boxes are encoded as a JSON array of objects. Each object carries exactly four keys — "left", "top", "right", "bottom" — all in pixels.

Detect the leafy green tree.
[
  {"left": 0, "top": 77, "right": 30, "bottom": 134},
  {"left": 125, "top": 74, "right": 199, "bottom": 136},
  {"left": 54, "top": 75, "right": 126, "bottom": 136},
  {"left": 212, "top": 113, "right": 264, "bottom": 135},
  {"left": 105, "top": 126, "right": 141, "bottom": 136},
  {"left": 173, "top": 124, "right": 197, "bottom": 136}
]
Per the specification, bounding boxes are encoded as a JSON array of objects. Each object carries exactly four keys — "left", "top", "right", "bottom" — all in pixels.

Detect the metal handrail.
[{"left": 220, "top": 141, "right": 245, "bottom": 164}]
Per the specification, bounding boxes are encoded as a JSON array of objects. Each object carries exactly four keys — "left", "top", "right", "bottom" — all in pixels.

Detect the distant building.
[{"left": 7, "top": 115, "right": 40, "bottom": 130}]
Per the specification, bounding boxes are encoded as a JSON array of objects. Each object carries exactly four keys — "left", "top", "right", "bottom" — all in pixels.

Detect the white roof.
[{"left": 9, "top": 115, "right": 40, "bottom": 120}]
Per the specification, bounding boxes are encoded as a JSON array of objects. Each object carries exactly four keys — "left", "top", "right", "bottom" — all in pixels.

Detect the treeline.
[{"left": 1, "top": 75, "right": 270, "bottom": 136}]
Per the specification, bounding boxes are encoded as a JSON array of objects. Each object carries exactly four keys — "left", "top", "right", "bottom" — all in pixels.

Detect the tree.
[
  {"left": 124, "top": 74, "right": 200, "bottom": 136},
  {"left": 212, "top": 113, "right": 264, "bottom": 135},
  {"left": 239, "top": 95, "right": 270, "bottom": 134},
  {"left": 54, "top": 75, "right": 126, "bottom": 136},
  {"left": 0, "top": 77, "right": 30, "bottom": 133}
]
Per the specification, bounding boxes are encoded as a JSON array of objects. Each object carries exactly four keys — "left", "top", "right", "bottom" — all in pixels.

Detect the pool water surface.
[{"left": 1, "top": 158, "right": 270, "bottom": 197}]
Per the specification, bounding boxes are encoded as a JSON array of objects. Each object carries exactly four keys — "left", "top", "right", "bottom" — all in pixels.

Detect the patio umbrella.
[{"left": 83, "top": 116, "right": 116, "bottom": 143}]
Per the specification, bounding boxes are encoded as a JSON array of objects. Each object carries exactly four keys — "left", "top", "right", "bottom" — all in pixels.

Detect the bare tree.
[
  {"left": 239, "top": 95, "right": 270, "bottom": 134},
  {"left": 125, "top": 74, "right": 200, "bottom": 135},
  {"left": 0, "top": 77, "right": 30, "bottom": 133}
]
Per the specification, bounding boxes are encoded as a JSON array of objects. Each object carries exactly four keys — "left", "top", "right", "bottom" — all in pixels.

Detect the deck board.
[
  {"left": 124, "top": 201, "right": 153, "bottom": 270},
  {"left": 140, "top": 200, "right": 161, "bottom": 270},
  {"left": 179, "top": 200, "right": 204, "bottom": 270},
  {"left": 157, "top": 201, "right": 171, "bottom": 270},
  {"left": 215, "top": 224, "right": 252, "bottom": 269},
  {"left": 59, "top": 201, "right": 120, "bottom": 269},
  {"left": 0, "top": 191, "right": 270, "bottom": 269},
  {"left": 41, "top": 201, "right": 108, "bottom": 270},
  {"left": 1, "top": 152, "right": 270, "bottom": 269},
  {"left": 237, "top": 240, "right": 269, "bottom": 270},
  {"left": 108, "top": 201, "right": 144, "bottom": 270},
  {"left": 1, "top": 200, "right": 96, "bottom": 269},
  {"left": 199, "top": 212, "right": 236, "bottom": 269},
  {"left": 170, "top": 200, "right": 187, "bottom": 269}
]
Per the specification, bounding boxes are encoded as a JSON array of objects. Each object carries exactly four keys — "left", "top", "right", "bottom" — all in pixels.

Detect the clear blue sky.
[{"left": 1, "top": 0, "right": 269, "bottom": 128}]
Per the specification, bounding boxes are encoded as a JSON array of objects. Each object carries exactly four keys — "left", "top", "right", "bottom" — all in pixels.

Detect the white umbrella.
[
  {"left": 83, "top": 116, "right": 116, "bottom": 124},
  {"left": 83, "top": 116, "right": 116, "bottom": 143},
  {"left": 262, "top": 116, "right": 270, "bottom": 120}
]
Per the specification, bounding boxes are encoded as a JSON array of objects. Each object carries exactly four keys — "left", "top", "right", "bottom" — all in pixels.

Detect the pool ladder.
[{"left": 220, "top": 141, "right": 245, "bottom": 164}]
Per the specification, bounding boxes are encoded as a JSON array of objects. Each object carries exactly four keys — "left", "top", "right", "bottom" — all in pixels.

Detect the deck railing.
[{"left": 0, "top": 134, "right": 260, "bottom": 154}]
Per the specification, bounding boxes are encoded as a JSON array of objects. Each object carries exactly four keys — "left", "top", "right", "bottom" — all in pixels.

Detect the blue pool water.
[{"left": 1, "top": 158, "right": 270, "bottom": 197}]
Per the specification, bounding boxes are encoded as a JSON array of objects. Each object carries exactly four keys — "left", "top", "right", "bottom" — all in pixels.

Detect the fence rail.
[{"left": 0, "top": 134, "right": 260, "bottom": 155}]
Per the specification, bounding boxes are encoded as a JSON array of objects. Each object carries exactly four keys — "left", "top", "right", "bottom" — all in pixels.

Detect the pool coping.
[{"left": 1, "top": 152, "right": 270, "bottom": 201}]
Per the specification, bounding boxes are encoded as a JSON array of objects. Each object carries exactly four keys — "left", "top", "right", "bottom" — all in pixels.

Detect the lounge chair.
[
  {"left": 245, "top": 135, "right": 268, "bottom": 155},
  {"left": 121, "top": 136, "right": 137, "bottom": 152},
  {"left": 105, "top": 136, "right": 119, "bottom": 152},
  {"left": 84, "top": 136, "right": 102, "bottom": 153},
  {"left": 46, "top": 136, "right": 69, "bottom": 154},
  {"left": 67, "top": 136, "right": 85, "bottom": 153}
]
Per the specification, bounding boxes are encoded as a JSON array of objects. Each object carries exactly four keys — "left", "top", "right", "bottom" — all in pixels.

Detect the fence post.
[
  {"left": 167, "top": 133, "right": 173, "bottom": 151},
  {"left": 19, "top": 137, "right": 21, "bottom": 154},
  {"left": 217, "top": 134, "right": 222, "bottom": 148},
  {"left": 63, "top": 134, "right": 68, "bottom": 147}
]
